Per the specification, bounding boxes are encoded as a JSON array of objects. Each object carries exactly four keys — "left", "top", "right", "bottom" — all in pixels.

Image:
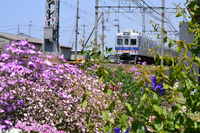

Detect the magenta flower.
[{"left": 0, "top": 40, "right": 112, "bottom": 132}]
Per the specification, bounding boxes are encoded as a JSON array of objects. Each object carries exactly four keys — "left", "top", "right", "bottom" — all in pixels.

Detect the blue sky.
[{"left": 0, "top": 0, "right": 186, "bottom": 49}]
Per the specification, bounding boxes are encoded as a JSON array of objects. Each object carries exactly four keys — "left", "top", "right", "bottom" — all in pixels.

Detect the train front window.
[
  {"left": 117, "top": 39, "right": 123, "bottom": 45},
  {"left": 131, "top": 39, "right": 137, "bottom": 45},
  {"left": 125, "top": 39, "right": 129, "bottom": 45}
]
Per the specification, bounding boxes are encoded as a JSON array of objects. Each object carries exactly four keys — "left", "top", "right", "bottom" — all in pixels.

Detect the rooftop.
[{"left": 0, "top": 32, "right": 71, "bottom": 48}]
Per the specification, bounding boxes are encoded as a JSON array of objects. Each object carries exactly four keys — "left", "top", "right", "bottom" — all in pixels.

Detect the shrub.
[{"left": 0, "top": 40, "right": 122, "bottom": 133}]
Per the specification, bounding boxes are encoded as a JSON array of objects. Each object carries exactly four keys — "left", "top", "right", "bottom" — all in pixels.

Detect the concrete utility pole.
[
  {"left": 114, "top": 0, "right": 120, "bottom": 33},
  {"left": 161, "top": 0, "right": 165, "bottom": 66},
  {"left": 43, "top": 0, "right": 60, "bottom": 53},
  {"left": 101, "top": 12, "right": 105, "bottom": 54},
  {"left": 94, "top": 0, "right": 99, "bottom": 51},
  {"left": 75, "top": 0, "right": 80, "bottom": 60},
  {"left": 142, "top": 8, "right": 146, "bottom": 35}
]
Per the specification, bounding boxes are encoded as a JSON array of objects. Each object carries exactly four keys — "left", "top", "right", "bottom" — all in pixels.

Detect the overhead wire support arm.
[
  {"left": 83, "top": 13, "right": 103, "bottom": 50},
  {"left": 96, "top": 5, "right": 178, "bottom": 10}
]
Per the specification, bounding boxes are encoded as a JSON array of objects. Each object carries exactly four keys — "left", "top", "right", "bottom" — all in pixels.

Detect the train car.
[{"left": 115, "top": 30, "right": 176, "bottom": 64}]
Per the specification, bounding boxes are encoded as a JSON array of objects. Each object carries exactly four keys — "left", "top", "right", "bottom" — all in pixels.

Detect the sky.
[{"left": 0, "top": 0, "right": 186, "bottom": 49}]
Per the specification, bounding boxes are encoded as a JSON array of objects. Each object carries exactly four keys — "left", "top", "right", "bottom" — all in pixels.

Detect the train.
[{"left": 113, "top": 30, "right": 177, "bottom": 64}]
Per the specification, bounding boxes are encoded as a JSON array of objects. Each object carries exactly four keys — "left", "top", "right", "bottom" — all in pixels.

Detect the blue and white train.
[{"left": 114, "top": 30, "right": 176, "bottom": 64}]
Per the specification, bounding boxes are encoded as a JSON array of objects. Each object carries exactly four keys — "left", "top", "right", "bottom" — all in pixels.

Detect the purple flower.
[
  {"left": 114, "top": 128, "right": 130, "bottom": 133},
  {"left": 0, "top": 40, "right": 112, "bottom": 132},
  {"left": 142, "top": 61, "right": 147, "bottom": 65},
  {"left": 0, "top": 53, "right": 10, "bottom": 61},
  {"left": 17, "top": 100, "right": 24, "bottom": 106},
  {"left": 0, "top": 87, "right": 4, "bottom": 92},
  {"left": 125, "top": 128, "right": 130, "bottom": 133},
  {"left": 3, "top": 120, "right": 12, "bottom": 126},
  {"left": 114, "top": 128, "right": 121, "bottom": 133},
  {"left": 151, "top": 76, "right": 157, "bottom": 88},
  {"left": 130, "top": 66, "right": 138, "bottom": 72},
  {"left": 151, "top": 76, "right": 165, "bottom": 96},
  {"left": 157, "top": 85, "right": 165, "bottom": 96},
  {"left": 0, "top": 109, "right": 5, "bottom": 113},
  {"left": 0, "top": 125, "right": 6, "bottom": 130},
  {"left": 28, "top": 61, "right": 36, "bottom": 68}
]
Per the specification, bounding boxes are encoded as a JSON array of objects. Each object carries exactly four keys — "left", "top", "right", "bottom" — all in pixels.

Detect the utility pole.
[
  {"left": 75, "top": 0, "right": 80, "bottom": 60},
  {"left": 114, "top": 1, "right": 120, "bottom": 33},
  {"left": 17, "top": 24, "right": 20, "bottom": 34},
  {"left": 161, "top": 0, "right": 165, "bottom": 66},
  {"left": 142, "top": 8, "right": 146, "bottom": 35},
  {"left": 43, "top": 0, "right": 60, "bottom": 53},
  {"left": 101, "top": 12, "right": 105, "bottom": 54},
  {"left": 81, "top": 24, "right": 86, "bottom": 50},
  {"left": 94, "top": 0, "right": 99, "bottom": 51},
  {"left": 116, "top": 0, "right": 120, "bottom": 33},
  {"left": 28, "top": 21, "right": 32, "bottom": 36}
]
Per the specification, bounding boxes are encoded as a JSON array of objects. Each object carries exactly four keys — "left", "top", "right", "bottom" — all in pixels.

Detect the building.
[{"left": 0, "top": 32, "right": 71, "bottom": 60}]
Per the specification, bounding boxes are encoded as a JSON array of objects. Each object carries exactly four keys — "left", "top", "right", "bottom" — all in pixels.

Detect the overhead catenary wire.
[{"left": 140, "top": 0, "right": 177, "bottom": 32}]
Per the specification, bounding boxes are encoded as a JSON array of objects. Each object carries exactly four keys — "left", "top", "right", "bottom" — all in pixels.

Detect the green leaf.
[
  {"left": 174, "top": 93, "right": 186, "bottom": 104},
  {"left": 102, "top": 111, "right": 110, "bottom": 121},
  {"left": 154, "top": 122, "right": 164, "bottom": 131},
  {"left": 81, "top": 100, "right": 88, "bottom": 108},
  {"left": 119, "top": 114, "right": 129, "bottom": 126},
  {"left": 106, "top": 89, "right": 113, "bottom": 95},
  {"left": 194, "top": 4, "right": 199, "bottom": 11},
  {"left": 141, "top": 93, "right": 147, "bottom": 102},
  {"left": 153, "top": 105, "right": 167, "bottom": 116},
  {"left": 125, "top": 103, "right": 133, "bottom": 112},
  {"left": 102, "top": 111, "right": 114, "bottom": 124}
]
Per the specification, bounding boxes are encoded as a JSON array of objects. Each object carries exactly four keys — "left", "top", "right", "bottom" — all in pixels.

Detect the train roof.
[{"left": 117, "top": 30, "right": 140, "bottom": 36}]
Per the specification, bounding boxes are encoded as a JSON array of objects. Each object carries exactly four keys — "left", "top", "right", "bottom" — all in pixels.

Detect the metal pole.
[
  {"left": 117, "top": 0, "right": 120, "bottom": 33},
  {"left": 161, "top": 0, "right": 165, "bottom": 66},
  {"left": 82, "top": 24, "right": 86, "bottom": 51},
  {"left": 28, "top": 21, "right": 32, "bottom": 36},
  {"left": 75, "top": 0, "right": 80, "bottom": 60},
  {"left": 17, "top": 24, "right": 20, "bottom": 34},
  {"left": 83, "top": 13, "right": 103, "bottom": 49},
  {"left": 94, "top": 0, "right": 99, "bottom": 51}
]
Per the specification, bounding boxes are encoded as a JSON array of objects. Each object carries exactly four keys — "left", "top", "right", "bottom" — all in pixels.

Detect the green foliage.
[{"left": 78, "top": 1, "right": 200, "bottom": 132}]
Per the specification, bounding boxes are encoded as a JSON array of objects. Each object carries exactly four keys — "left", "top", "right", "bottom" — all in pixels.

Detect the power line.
[{"left": 140, "top": 0, "right": 177, "bottom": 32}]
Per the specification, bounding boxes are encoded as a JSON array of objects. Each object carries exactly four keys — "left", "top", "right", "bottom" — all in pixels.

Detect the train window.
[
  {"left": 123, "top": 32, "right": 130, "bottom": 35},
  {"left": 131, "top": 39, "right": 136, "bottom": 45},
  {"left": 117, "top": 39, "right": 123, "bottom": 45},
  {"left": 125, "top": 39, "right": 129, "bottom": 45}
]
